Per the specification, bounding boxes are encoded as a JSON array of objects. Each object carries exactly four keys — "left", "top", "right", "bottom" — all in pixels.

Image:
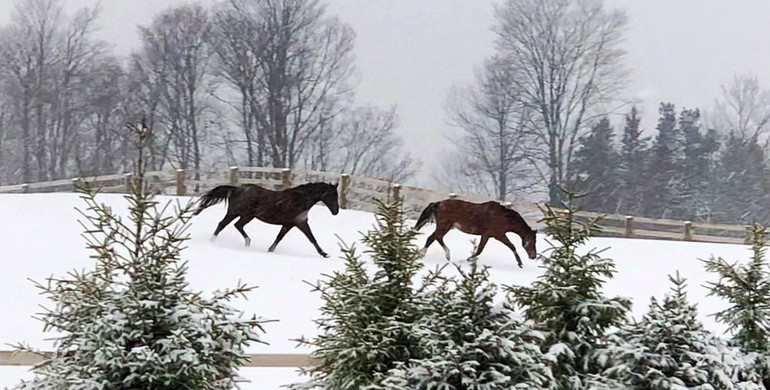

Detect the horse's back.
[{"left": 436, "top": 198, "right": 515, "bottom": 235}]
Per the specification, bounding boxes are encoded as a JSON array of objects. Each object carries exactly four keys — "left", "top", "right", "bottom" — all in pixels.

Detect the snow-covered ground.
[{"left": 0, "top": 193, "right": 757, "bottom": 388}]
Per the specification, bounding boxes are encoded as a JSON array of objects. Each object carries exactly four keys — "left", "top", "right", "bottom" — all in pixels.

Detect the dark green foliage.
[
  {"left": 507, "top": 188, "right": 632, "bottom": 388},
  {"left": 380, "top": 259, "right": 554, "bottom": 389},
  {"left": 703, "top": 224, "right": 770, "bottom": 353},
  {"left": 712, "top": 132, "right": 770, "bottom": 223},
  {"left": 605, "top": 271, "right": 739, "bottom": 389},
  {"left": 289, "top": 195, "right": 428, "bottom": 390},
  {"left": 571, "top": 116, "right": 621, "bottom": 212},
  {"left": 618, "top": 105, "right": 650, "bottom": 216}
]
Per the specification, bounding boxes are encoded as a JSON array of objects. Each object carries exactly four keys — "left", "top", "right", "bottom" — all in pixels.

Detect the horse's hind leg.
[
  {"left": 296, "top": 221, "right": 329, "bottom": 258},
  {"left": 435, "top": 232, "right": 452, "bottom": 261},
  {"left": 212, "top": 213, "right": 238, "bottom": 241},
  {"left": 234, "top": 216, "right": 254, "bottom": 247},
  {"left": 418, "top": 231, "right": 437, "bottom": 257}
]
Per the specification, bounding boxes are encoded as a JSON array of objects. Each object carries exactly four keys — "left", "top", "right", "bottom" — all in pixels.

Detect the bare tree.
[
  {"left": 212, "top": 0, "right": 356, "bottom": 169},
  {"left": 711, "top": 73, "right": 770, "bottom": 148},
  {"left": 303, "top": 105, "right": 419, "bottom": 182},
  {"left": 442, "top": 56, "right": 540, "bottom": 201},
  {"left": 211, "top": 1, "right": 265, "bottom": 166},
  {"left": 0, "top": 0, "right": 108, "bottom": 182},
  {"left": 492, "top": 0, "right": 630, "bottom": 203},
  {"left": 132, "top": 4, "right": 216, "bottom": 178}
]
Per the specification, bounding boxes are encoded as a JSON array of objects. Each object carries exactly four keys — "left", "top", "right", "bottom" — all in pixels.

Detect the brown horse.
[
  {"left": 413, "top": 198, "right": 537, "bottom": 267},
  {"left": 192, "top": 182, "right": 339, "bottom": 258}
]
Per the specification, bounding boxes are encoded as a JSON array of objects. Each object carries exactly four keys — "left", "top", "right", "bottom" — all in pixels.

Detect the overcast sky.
[{"left": 0, "top": 0, "right": 768, "bottom": 186}]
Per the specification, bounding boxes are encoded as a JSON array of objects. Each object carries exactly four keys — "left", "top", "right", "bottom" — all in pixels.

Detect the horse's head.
[
  {"left": 319, "top": 182, "right": 340, "bottom": 215},
  {"left": 522, "top": 228, "right": 538, "bottom": 260},
  {"left": 503, "top": 207, "right": 538, "bottom": 260}
]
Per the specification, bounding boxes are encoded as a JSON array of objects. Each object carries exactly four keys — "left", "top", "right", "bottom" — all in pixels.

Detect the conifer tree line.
[
  {"left": 0, "top": 0, "right": 418, "bottom": 186},
  {"left": 569, "top": 99, "right": 770, "bottom": 225}
]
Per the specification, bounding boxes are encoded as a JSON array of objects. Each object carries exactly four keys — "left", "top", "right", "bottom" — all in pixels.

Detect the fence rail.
[
  {"left": 0, "top": 166, "right": 757, "bottom": 247},
  {"left": 0, "top": 350, "right": 317, "bottom": 368}
]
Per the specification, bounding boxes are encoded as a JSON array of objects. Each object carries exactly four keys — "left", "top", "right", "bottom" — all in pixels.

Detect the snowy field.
[{"left": 0, "top": 192, "right": 757, "bottom": 388}]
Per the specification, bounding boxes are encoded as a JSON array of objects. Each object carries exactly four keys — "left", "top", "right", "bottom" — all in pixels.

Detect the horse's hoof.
[
  {"left": 210, "top": 235, "right": 217, "bottom": 242},
  {"left": 418, "top": 248, "right": 427, "bottom": 257},
  {"left": 244, "top": 238, "right": 251, "bottom": 247},
  {"left": 321, "top": 253, "right": 330, "bottom": 258},
  {"left": 466, "top": 256, "right": 478, "bottom": 262},
  {"left": 517, "top": 262, "right": 523, "bottom": 268}
]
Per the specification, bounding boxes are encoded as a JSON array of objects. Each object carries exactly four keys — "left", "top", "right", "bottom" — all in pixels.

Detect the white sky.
[{"left": 0, "top": 0, "right": 768, "bottom": 186}]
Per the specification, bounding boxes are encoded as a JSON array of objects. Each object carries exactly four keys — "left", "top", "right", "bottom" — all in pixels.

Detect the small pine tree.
[
  {"left": 10, "top": 120, "right": 270, "bottom": 390},
  {"left": 703, "top": 223, "right": 770, "bottom": 352},
  {"left": 289, "top": 195, "right": 428, "bottom": 390},
  {"left": 605, "top": 271, "right": 747, "bottom": 389},
  {"left": 702, "top": 223, "right": 770, "bottom": 387},
  {"left": 507, "top": 187, "right": 632, "bottom": 389},
  {"left": 380, "top": 258, "right": 555, "bottom": 389}
]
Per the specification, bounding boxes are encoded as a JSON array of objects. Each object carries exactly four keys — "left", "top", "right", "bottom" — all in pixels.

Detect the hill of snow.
[{"left": 0, "top": 192, "right": 757, "bottom": 388}]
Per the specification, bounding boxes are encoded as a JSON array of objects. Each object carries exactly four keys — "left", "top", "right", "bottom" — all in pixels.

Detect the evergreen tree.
[
  {"left": 618, "top": 105, "right": 650, "bottom": 216},
  {"left": 507, "top": 187, "right": 632, "bottom": 389},
  {"left": 10, "top": 120, "right": 269, "bottom": 390},
  {"left": 380, "top": 259, "right": 554, "bottom": 389},
  {"left": 644, "top": 102, "right": 684, "bottom": 218},
  {"left": 713, "top": 132, "right": 769, "bottom": 223},
  {"left": 571, "top": 116, "right": 621, "bottom": 213},
  {"left": 703, "top": 223, "right": 770, "bottom": 388},
  {"left": 289, "top": 195, "right": 428, "bottom": 390},
  {"left": 604, "top": 271, "right": 751, "bottom": 389},
  {"left": 703, "top": 224, "right": 770, "bottom": 352}
]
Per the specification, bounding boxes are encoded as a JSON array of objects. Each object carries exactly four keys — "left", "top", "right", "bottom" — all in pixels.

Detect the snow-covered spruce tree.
[
  {"left": 703, "top": 223, "right": 770, "bottom": 353},
  {"left": 380, "top": 257, "right": 555, "bottom": 389},
  {"left": 289, "top": 195, "right": 430, "bottom": 390},
  {"left": 10, "top": 120, "right": 270, "bottom": 390},
  {"left": 604, "top": 271, "right": 756, "bottom": 389},
  {"left": 507, "top": 188, "right": 632, "bottom": 389},
  {"left": 702, "top": 223, "right": 770, "bottom": 386}
]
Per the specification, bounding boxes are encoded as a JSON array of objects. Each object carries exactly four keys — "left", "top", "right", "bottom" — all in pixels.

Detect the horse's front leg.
[
  {"left": 296, "top": 221, "right": 329, "bottom": 258},
  {"left": 495, "top": 234, "right": 523, "bottom": 268},
  {"left": 268, "top": 225, "right": 294, "bottom": 252},
  {"left": 468, "top": 235, "right": 490, "bottom": 261}
]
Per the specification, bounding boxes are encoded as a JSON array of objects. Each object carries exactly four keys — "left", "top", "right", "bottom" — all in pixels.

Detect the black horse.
[{"left": 193, "top": 182, "right": 340, "bottom": 258}]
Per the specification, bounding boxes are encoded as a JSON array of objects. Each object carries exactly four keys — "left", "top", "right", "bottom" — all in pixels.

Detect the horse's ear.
[{"left": 333, "top": 182, "right": 339, "bottom": 188}]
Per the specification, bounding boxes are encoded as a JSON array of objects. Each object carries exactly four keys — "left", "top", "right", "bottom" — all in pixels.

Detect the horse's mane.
[
  {"left": 292, "top": 182, "right": 333, "bottom": 196},
  {"left": 502, "top": 206, "right": 532, "bottom": 231}
]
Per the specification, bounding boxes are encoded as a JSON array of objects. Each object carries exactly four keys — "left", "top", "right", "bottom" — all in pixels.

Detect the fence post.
[
  {"left": 745, "top": 225, "right": 753, "bottom": 244},
  {"left": 229, "top": 166, "right": 239, "bottom": 185},
  {"left": 339, "top": 173, "right": 351, "bottom": 209},
  {"left": 449, "top": 193, "right": 458, "bottom": 200},
  {"left": 20, "top": 184, "right": 29, "bottom": 193},
  {"left": 683, "top": 221, "right": 693, "bottom": 241},
  {"left": 391, "top": 183, "right": 401, "bottom": 201},
  {"left": 176, "top": 169, "right": 186, "bottom": 196},
  {"left": 124, "top": 173, "right": 133, "bottom": 192},
  {"left": 624, "top": 216, "right": 634, "bottom": 237},
  {"left": 71, "top": 178, "right": 81, "bottom": 192},
  {"left": 281, "top": 168, "right": 292, "bottom": 189}
]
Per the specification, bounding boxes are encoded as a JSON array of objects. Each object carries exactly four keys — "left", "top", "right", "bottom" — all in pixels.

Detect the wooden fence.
[
  {"left": 0, "top": 166, "right": 757, "bottom": 246},
  {"left": 0, "top": 166, "right": 759, "bottom": 368}
]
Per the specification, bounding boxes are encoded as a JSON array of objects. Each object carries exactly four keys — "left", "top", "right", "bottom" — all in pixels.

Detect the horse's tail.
[
  {"left": 413, "top": 202, "right": 439, "bottom": 231},
  {"left": 193, "top": 185, "right": 239, "bottom": 215}
]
